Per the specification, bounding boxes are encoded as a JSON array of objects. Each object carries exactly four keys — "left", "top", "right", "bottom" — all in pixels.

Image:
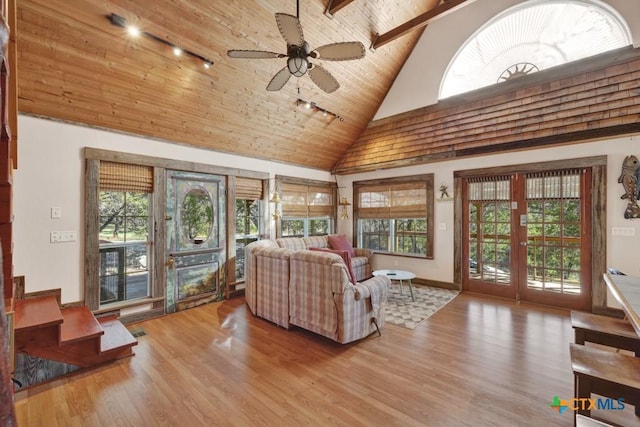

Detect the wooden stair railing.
[{"left": 13, "top": 295, "right": 137, "bottom": 369}]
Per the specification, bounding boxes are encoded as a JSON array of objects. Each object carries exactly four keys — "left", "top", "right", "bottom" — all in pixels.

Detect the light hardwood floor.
[{"left": 13, "top": 292, "right": 640, "bottom": 426}]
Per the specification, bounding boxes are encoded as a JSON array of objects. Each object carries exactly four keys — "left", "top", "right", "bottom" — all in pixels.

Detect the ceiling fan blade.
[
  {"left": 275, "top": 13, "right": 304, "bottom": 47},
  {"left": 266, "top": 67, "right": 292, "bottom": 91},
  {"left": 227, "top": 50, "right": 284, "bottom": 59},
  {"left": 312, "top": 42, "right": 366, "bottom": 61},
  {"left": 308, "top": 65, "right": 340, "bottom": 93}
]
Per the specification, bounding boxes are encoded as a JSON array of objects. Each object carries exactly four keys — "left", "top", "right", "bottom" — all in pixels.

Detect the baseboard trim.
[{"left": 413, "top": 278, "right": 460, "bottom": 291}]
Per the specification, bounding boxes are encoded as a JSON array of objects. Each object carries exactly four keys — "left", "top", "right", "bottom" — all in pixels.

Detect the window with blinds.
[
  {"left": 98, "top": 161, "right": 153, "bottom": 305},
  {"left": 354, "top": 175, "right": 434, "bottom": 257},
  {"left": 280, "top": 180, "right": 335, "bottom": 237}
]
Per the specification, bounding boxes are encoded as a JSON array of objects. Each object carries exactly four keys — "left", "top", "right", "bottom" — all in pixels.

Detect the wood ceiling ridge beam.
[
  {"left": 324, "top": 0, "right": 356, "bottom": 19},
  {"left": 371, "top": 0, "right": 475, "bottom": 50}
]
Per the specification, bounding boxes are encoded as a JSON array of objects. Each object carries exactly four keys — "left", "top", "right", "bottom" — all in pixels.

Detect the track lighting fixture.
[
  {"left": 296, "top": 98, "right": 344, "bottom": 122},
  {"left": 107, "top": 13, "right": 215, "bottom": 71}
]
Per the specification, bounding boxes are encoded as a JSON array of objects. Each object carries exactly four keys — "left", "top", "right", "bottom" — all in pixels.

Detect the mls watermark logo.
[{"left": 550, "top": 395, "right": 625, "bottom": 414}]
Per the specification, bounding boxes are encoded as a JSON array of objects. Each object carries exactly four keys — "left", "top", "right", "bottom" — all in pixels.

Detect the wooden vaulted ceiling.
[{"left": 16, "top": 0, "right": 442, "bottom": 171}]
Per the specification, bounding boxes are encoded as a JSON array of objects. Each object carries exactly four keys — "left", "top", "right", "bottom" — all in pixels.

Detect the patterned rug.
[{"left": 384, "top": 284, "right": 459, "bottom": 329}]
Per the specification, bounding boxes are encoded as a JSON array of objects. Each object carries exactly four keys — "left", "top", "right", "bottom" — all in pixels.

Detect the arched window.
[{"left": 440, "top": 0, "right": 632, "bottom": 99}]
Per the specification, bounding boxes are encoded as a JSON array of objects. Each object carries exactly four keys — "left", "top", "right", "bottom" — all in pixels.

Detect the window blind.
[
  {"left": 99, "top": 161, "right": 153, "bottom": 193},
  {"left": 236, "top": 177, "right": 263, "bottom": 200},
  {"left": 358, "top": 182, "right": 427, "bottom": 219},
  {"left": 282, "top": 182, "right": 333, "bottom": 217}
]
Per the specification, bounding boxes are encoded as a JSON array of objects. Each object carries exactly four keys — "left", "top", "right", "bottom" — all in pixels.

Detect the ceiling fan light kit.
[{"left": 227, "top": 6, "right": 366, "bottom": 93}]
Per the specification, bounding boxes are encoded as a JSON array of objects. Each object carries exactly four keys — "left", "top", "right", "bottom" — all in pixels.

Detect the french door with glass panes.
[{"left": 462, "top": 169, "right": 592, "bottom": 310}]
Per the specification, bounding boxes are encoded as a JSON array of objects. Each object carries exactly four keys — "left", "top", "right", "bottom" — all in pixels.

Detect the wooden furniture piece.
[
  {"left": 570, "top": 343, "right": 640, "bottom": 424},
  {"left": 575, "top": 414, "right": 614, "bottom": 427},
  {"left": 603, "top": 272, "right": 640, "bottom": 336},
  {"left": 373, "top": 269, "right": 416, "bottom": 301},
  {"left": 570, "top": 310, "right": 640, "bottom": 356}
]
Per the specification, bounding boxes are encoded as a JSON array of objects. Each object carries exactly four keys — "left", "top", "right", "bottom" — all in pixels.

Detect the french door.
[{"left": 462, "top": 168, "right": 592, "bottom": 310}]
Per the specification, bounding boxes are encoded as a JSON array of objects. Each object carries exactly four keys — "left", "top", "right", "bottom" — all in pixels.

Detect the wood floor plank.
[{"left": 13, "top": 293, "right": 640, "bottom": 426}]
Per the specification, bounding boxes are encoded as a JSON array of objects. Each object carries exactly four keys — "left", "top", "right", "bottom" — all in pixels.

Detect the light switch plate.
[{"left": 51, "top": 207, "right": 62, "bottom": 219}]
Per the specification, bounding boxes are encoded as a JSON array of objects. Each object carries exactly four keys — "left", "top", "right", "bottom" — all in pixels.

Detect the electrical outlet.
[
  {"left": 612, "top": 227, "right": 635, "bottom": 237},
  {"left": 50, "top": 231, "right": 77, "bottom": 243},
  {"left": 51, "top": 207, "right": 62, "bottom": 219}
]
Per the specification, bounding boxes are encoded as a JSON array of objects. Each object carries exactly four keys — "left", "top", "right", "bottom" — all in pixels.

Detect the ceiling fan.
[{"left": 227, "top": 2, "right": 365, "bottom": 93}]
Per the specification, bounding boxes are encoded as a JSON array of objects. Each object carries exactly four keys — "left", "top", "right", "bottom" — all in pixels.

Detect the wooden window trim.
[
  {"left": 353, "top": 174, "right": 434, "bottom": 258},
  {"left": 453, "top": 156, "right": 606, "bottom": 307}
]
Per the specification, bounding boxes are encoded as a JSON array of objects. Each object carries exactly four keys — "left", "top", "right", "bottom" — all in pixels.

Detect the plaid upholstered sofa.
[{"left": 244, "top": 236, "right": 390, "bottom": 343}]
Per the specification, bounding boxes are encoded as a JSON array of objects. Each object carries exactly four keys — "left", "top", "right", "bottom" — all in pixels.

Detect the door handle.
[
  {"left": 520, "top": 242, "right": 527, "bottom": 246},
  {"left": 167, "top": 255, "right": 175, "bottom": 269}
]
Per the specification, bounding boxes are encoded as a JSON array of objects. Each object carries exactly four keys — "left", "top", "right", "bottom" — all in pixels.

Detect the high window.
[
  {"left": 279, "top": 178, "right": 335, "bottom": 238},
  {"left": 354, "top": 175, "right": 434, "bottom": 258},
  {"left": 440, "top": 0, "right": 631, "bottom": 98}
]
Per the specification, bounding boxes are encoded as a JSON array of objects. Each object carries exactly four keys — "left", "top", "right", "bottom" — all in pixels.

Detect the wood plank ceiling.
[{"left": 17, "top": 0, "right": 438, "bottom": 171}]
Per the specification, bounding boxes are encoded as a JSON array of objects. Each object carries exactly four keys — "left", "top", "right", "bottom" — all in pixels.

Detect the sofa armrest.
[{"left": 354, "top": 247, "right": 373, "bottom": 262}]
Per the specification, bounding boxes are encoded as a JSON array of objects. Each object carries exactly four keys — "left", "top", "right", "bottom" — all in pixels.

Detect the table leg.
[
  {"left": 398, "top": 279, "right": 404, "bottom": 295},
  {"left": 408, "top": 279, "right": 415, "bottom": 301}
]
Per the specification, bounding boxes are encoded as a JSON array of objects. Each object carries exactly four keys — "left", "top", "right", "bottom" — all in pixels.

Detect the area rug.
[{"left": 384, "top": 284, "right": 459, "bottom": 329}]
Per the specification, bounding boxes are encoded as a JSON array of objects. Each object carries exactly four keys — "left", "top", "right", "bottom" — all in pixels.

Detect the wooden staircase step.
[
  {"left": 98, "top": 316, "right": 138, "bottom": 354},
  {"left": 59, "top": 306, "right": 104, "bottom": 345},
  {"left": 14, "top": 295, "right": 63, "bottom": 331}
]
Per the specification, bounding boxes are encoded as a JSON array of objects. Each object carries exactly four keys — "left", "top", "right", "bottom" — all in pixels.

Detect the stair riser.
[
  {"left": 14, "top": 325, "right": 59, "bottom": 352},
  {"left": 16, "top": 337, "right": 102, "bottom": 368}
]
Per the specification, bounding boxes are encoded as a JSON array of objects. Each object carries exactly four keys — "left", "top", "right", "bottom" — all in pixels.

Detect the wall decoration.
[
  {"left": 618, "top": 155, "right": 640, "bottom": 219},
  {"left": 439, "top": 184, "right": 450, "bottom": 199}
]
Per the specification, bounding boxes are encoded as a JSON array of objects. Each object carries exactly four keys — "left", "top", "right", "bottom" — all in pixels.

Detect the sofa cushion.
[
  {"left": 309, "top": 247, "right": 357, "bottom": 285},
  {"left": 303, "top": 235, "right": 329, "bottom": 249},
  {"left": 275, "top": 237, "right": 307, "bottom": 250},
  {"left": 327, "top": 234, "right": 355, "bottom": 257}
]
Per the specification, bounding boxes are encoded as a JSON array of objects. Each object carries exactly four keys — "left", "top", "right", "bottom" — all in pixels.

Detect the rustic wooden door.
[{"left": 166, "top": 171, "right": 225, "bottom": 313}]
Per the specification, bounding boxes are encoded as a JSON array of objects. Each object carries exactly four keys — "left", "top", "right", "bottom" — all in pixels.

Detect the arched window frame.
[{"left": 439, "top": 0, "right": 632, "bottom": 99}]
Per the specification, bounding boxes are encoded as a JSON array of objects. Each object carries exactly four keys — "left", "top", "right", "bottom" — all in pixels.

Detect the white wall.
[
  {"left": 336, "top": 135, "right": 640, "bottom": 285},
  {"left": 374, "top": 0, "right": 640, "bottom": 120},
  {"left": 14, "top": 115, "right": 332, "bottom": 303},
  {"left": 13, "top": 118, "right": 640, "bottom": 306}
]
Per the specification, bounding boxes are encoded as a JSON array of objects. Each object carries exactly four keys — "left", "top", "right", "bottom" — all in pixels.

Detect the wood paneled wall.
[
  {"left": 17, "top": 0, "right": 435, "bottom": 171},
  {"left": 334, "top": 46, "right": 640, "bottom": 174}
]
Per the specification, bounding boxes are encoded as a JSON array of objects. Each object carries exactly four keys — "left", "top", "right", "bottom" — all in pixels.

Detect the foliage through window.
[
  {"left": 99, "top": 191, "right": 151, "bottom": 305},
  {"left": 355, "top": 175, "right": 434, "bottom": 257},
  {"left": 235, "top": 177, "right": 264, "bottom": 281},
  {"left": 236, "top": 198, "right": 261, "bottom": 279},
  {"left": 97, "top": 161, "right": 153, "bottom": 306}
]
